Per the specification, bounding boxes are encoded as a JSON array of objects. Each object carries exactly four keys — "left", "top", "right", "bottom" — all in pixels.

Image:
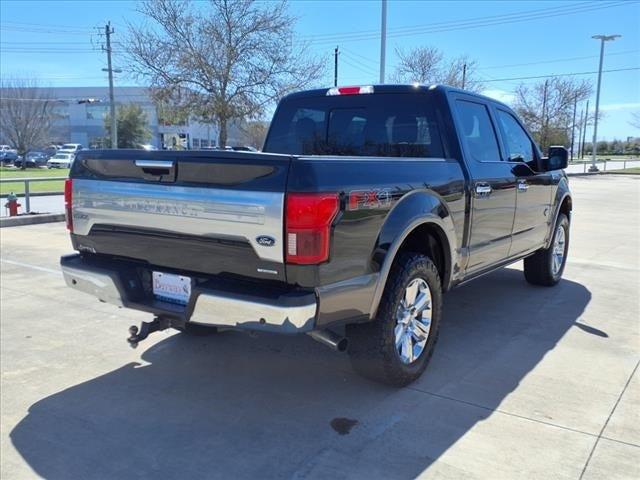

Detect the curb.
[{"left": 0, "top": 213, "right": 65, "bottom": 228}]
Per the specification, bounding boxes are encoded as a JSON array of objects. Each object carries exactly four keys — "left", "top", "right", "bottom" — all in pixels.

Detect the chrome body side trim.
[{"left": 72, "top": 179, "right": 285, "bottom": 262}]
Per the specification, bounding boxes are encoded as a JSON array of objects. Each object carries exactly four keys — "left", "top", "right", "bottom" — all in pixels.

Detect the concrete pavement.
[{"left": 1, "top": 175, "right": 638, "bottom": 479}]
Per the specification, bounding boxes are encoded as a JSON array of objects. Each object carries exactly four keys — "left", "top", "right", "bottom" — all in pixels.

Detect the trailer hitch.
[{"left": 127, "top": 317, "right": 171, "bottom": 348}]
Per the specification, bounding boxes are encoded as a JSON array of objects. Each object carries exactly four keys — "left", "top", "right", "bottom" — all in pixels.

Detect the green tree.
[
  {"left": 596, "top": 140, "right": 609, "bottom": 155},
  {"left": 104, "top": 104, "right": 152, "bottom": 148}
]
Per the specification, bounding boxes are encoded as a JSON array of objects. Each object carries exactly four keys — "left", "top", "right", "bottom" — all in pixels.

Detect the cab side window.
[
  {"left": 497, "top": 110, "right": 534, "bottom": 163},
  {"left": 455, "top": 100, "right": 501, "bottom": 163}
]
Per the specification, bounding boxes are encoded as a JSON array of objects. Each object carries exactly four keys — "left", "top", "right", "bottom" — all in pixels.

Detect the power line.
[
  {"left": 0, "top": 41, "right": 96, "bottom": 45},
  {"left": 340, "top": 48, "right": 378, "bottom": 65},
  {"left": 478, "top": 66, "right": 639, "bottom": 83},
  {"left": 304, "top": 1, "right": 634, "bottom": 44},
  {"left": 0, "top": 20, "right": 94, "bottom": 30},
  {"left": 340, "top": 51, "right": 379, "bottom": 74},
  {"left": 302, "top": 1, "right": 597, "bottom": 40},
  {"left": 480, "top": 49, "right": 640, "bottom": 70}
]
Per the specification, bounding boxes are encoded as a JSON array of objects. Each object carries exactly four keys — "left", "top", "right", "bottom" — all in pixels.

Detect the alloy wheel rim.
[
  {"left": 394, "top": 278, "right": 432, "bottom": 365},
  {"left": 552, "top": 224, "right": 566, "bottom": 275}
]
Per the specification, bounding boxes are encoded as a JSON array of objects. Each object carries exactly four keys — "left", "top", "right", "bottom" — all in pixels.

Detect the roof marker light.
[{"left": 326, "top": 85, "right": 374, "bottom": 96}]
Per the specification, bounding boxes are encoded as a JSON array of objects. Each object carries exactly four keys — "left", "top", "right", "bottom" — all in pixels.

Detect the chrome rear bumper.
[{"left": 61, "top": 254, "right": 317, "bottom": 333}]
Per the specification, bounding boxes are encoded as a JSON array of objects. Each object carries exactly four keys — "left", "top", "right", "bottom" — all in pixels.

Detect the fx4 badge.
[
  {"left": 347, "top": 189, "right": 392, "bottom": 211},
  {"left": 256, "top": 235, "right": 276, "bottom": 247}
]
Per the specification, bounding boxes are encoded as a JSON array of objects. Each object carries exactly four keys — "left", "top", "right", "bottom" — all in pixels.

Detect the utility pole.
[
  {"left": 541, "top": 79, "right": 549, "bottom": 151},
  {"left": 577, "top": 108, "right": 584, "bottom": 160},
  {"left": 570, "top": 95, "right": 578, "bottom": 161},
  {"left": 581, "top": 99, "right": 589, "bottom": 159},
  {"left": 379, "top": 0, "right": 387, "bottom": 84},
  {"left": 590, "top": 34, "right": 621, "bottom": 172},
  {"left": 334, "top": 46, "right": 339, "bottom": 87},
  {"left": 462, "top": 63, "right": 467, "bottom": 90},
  {"left": 103, "top": 22, "right": 117, "bottom": 149}
]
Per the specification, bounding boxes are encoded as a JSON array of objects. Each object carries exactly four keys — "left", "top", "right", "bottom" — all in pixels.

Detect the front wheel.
[
  {"left": 524, "top": 213, "right": 570, "bottom": 286},
  {"left": 346, "top": 252, "right": 442, "bottom": 387}
]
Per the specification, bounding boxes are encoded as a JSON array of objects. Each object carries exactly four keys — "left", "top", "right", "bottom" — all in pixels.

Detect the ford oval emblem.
[{"left": 256, "top": 235, "right": 276, "bottom": 247}]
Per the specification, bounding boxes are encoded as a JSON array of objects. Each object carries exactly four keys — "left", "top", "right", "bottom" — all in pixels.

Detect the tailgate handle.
[{"left": 135, "top": 160, "right": 175, "bottom": 169}]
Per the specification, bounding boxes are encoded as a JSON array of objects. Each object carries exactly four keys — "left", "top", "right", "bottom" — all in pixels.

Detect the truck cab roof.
[{"left": 281, "top": 84, "right": 510, "bottom": 110}]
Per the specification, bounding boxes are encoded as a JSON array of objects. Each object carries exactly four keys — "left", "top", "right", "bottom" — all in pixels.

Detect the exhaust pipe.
[{"left": 308, "top": 329, "right": 349, "bottom": 352}]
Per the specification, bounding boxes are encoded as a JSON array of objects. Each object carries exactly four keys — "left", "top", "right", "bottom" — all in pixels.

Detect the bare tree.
[
  {"left": 629, "top": 111, "right": 640, "bottom": 130},
  {"left": 0, "top": 78, "right": 56, "bottom": 167},
  {"left": 125, "top": 0, "right": 324, "bottom": 147},
  {"left": 393, "top": 46, "right": 481, "bottom": 92},
  {"left": 393, "top": 46, "right": 442, "bottom": 84},
  {"left": 514, "top": 77, "right": 592, "bottom": 151},
  {"left": 239, "top": 120, "right": 269, "bottom": 149}
]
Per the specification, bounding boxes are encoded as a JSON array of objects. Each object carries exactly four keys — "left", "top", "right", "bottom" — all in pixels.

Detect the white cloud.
[
  {"left": 481, "top": 89, "right": 515, "bottom": 104},
  {"left": 599, "top": 102, "right": 640, "bottom": 112}
]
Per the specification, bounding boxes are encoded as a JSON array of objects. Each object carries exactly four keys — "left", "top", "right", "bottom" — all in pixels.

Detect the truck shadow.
[{"left": 10, "top": 267, "right": 591, "bottom": 479}]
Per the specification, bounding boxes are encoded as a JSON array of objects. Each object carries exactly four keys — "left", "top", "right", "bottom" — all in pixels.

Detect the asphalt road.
[{"left": 1, "top": 175, "right": 638, "bottom": 479}]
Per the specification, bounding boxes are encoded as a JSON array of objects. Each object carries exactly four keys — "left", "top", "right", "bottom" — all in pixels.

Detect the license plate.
[{"left": 152, "top": 272, "right": 191, "bottom": 305}]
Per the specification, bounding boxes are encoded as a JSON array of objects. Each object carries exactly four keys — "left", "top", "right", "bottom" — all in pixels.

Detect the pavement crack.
[
  {"left": 406, "top": 384, "right": 638, "bottom": 446},
  {"left": 578, "top": 359, "right": 640, "bottom": 480}
]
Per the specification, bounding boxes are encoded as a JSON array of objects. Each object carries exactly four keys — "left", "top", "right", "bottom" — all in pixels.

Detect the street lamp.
[{"left": 589, "top": 34, "right": 621, "bottom": 172}]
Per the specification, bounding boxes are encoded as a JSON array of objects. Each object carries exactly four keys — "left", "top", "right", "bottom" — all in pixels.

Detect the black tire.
[
  {"left": 346, "top": 252, "right": 442, "bottom": 387},
  {"left": 524, "top": 213, "right": 570, "bottom": 286},
  {"left": 179, "top": 323, "right": 218, "bottom": 336}
]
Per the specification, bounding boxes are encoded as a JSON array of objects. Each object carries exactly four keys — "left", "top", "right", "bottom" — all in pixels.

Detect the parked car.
[
  {"left": 15, "top": 150, "right": 51, "bottom": 168},
  {"left": 58, "top": 143, "right": 83, "bottom": 160},
  {"left": 61, "top": 84, "right": 571, "bottom": 386},
  {"left": 47, "top": 152, "right": 74, "bottom": 169},
  {"left": 0, "top": 145, "right": 16, "bottom": 153},
  {"left": 44, "top": 145, "right": 59, "bottom": 157},
  {"left": 0, "top": 151, "right": 19, "bottom": 166},
  {"left": 231, "top": 145, "right": 258, "bottom": 152}
]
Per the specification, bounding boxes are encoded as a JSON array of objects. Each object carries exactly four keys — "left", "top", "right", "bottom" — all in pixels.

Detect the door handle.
[
  {"left": 475, "top": 183, "right": 492, "bottom": 196},
  {"left": 517, "top": 181, "right": 529, "bottom": 192},
  {"left": 134, "top": 160, "right": 175, "bottom": 169}
]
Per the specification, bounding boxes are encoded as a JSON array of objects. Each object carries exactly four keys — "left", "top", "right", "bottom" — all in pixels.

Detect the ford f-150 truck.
[{"left": 61, "top": 84, "right": 572, "bottom": 386}]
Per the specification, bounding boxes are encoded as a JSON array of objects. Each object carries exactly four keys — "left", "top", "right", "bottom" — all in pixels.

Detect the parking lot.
[{"left": 1, "top": 175, "right": 638, "bottom": 479}]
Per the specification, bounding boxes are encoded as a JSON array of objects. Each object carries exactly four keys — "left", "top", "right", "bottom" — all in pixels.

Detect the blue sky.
[{"left": 1, "top": 0, "right": 639, "bottom": 139}]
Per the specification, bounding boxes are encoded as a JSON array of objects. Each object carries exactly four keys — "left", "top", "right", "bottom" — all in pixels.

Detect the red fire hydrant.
[{"left": 5, "top": 192, "right": 21, "bottom": 217}]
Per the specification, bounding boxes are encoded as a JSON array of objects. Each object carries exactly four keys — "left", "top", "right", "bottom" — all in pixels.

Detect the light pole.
[
  {"left": 589, "top": 34, "right": 621, "bottom": 172},
  {"left": 379, "top": 0, "right": 387, "bottom": 84}
]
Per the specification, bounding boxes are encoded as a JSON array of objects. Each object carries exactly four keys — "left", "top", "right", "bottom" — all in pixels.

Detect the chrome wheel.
[
  {"left": 551, "top": 223, "right": 566, "bottom": 275},
  {"left": 394, "top": 278, "right": 432, "bottom": 365}
]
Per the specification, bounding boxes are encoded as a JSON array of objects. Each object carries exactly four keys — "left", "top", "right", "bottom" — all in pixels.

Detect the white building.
[{"left": 35, "top": 86, "right": 220, "bottom": 149}]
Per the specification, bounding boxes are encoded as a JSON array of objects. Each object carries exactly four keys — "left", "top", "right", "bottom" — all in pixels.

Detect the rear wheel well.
[{"left": 394, "top": 223, "right": 450, "bottom": 290}]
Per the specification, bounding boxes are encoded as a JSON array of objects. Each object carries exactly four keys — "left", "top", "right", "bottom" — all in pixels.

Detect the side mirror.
[{"left": 543, "top": 146, "right": 568, "bottom": 171}]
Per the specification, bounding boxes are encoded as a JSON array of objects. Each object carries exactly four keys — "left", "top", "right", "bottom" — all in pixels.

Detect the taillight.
[
  {"left": 326, "top": 85, "right": 374, "bottom": 96},
  {"left": 64, "top": 178, "right": 73, "bottom": 232},
  {"left": 285, "top": 193, "right": 339, "bottom": 264}
]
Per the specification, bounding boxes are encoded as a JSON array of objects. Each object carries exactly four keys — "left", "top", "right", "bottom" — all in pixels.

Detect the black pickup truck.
[{"left": 61, "top": 84, "right": 572, "bottom": 386}]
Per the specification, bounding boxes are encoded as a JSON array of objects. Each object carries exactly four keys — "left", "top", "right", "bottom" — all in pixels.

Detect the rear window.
[{"left": 264, "top": 93, "right": 444, "bottom": 158}]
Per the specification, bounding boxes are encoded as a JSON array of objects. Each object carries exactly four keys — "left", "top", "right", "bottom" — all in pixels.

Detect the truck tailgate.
[{"left": 69, "top": 150, "right": 291, "bottom": 282}]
